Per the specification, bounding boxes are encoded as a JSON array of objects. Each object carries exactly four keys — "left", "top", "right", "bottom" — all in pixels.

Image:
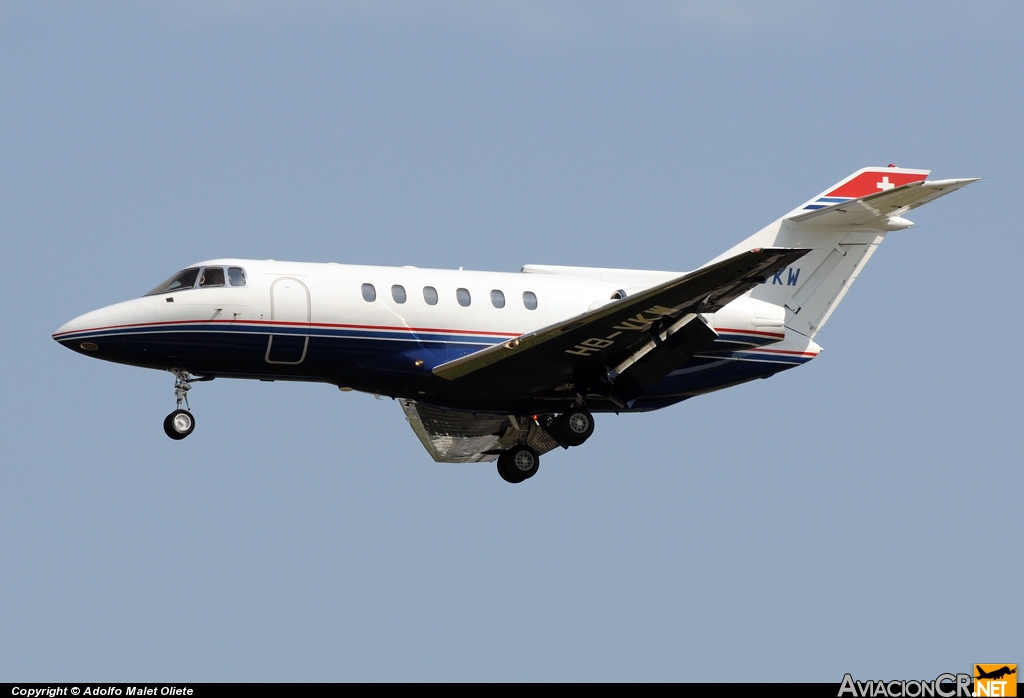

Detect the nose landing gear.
[{"left": 163, "top": 369, "right": 209, "bottom": 440}]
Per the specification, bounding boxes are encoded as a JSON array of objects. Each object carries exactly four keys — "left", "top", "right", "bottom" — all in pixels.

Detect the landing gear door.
[{"left": 266, "top": 277, "right": 311, "bottom": 364}]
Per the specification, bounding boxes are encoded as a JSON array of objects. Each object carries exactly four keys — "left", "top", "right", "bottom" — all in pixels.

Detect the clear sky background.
[{"left": 1, "top": 1, "right": 1020, "bottom": 682}]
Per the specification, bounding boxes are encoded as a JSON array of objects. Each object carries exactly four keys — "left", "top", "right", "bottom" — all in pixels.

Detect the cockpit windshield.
[
  {"left": 199, "top": 267, "right": 225, "bottom": 287},
  {"left": 146, "top": 268, "right": 200, "bottom": 296},
  {"left": 146, "top": 266, "right": 247, "bottom": 295}
]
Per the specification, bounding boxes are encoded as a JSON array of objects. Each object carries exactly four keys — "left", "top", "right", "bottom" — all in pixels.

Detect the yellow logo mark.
[{"left": 975, "top": 664, "right": 1017, "bottom": 698}]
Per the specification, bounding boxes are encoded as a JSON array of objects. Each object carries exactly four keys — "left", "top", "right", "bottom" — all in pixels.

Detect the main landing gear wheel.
[
  {"left": 497, "top": 445, "right": 540, "bottom": 484},
  {"left": 163, "top": 409, "right": 195, "bottom": 440},
  {"left": 556, "top": 407, "right": 595, "bottom": 447},
  {"left": 496, "top": 456, "right": 520, "bottom": 484}
]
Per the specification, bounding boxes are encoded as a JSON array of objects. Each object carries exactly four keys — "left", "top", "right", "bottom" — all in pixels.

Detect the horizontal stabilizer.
[{"left": 789, "top": 177, "right": 979, "bottom": 229}]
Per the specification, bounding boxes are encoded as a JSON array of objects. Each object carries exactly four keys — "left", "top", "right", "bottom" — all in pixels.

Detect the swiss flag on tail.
[
  {"left": 791, "top": 165, "right": 931, "bottom": 214},
  {"left": 827, "top": 168, "right": 928, "bottom": 198}
]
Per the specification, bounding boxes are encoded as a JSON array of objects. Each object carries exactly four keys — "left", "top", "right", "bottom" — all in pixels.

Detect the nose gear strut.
[{"left": 173, "top": 368, "right": 194, "bottom": 411}]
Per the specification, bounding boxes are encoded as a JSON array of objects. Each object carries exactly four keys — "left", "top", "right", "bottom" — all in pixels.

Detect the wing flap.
[
  {"left": 609, "top": 313, "right": 720, "bottom": 404},
  {"left": 400, "top": 400, "right": 560, "bottom": 463},
  {"left": 401, "top": 399, "right": 508, "bottom": 462}
]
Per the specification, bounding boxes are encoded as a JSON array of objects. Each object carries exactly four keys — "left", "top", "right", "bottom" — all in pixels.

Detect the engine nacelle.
[
  {"left": 706, "top": 296, "right": 786, "bottom": 349},
  {"left": 588, "top": 287, "right": 647, "bottom": 311}
]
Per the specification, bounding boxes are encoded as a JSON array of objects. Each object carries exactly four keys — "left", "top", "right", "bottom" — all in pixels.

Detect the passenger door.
[{"left": 265, "top": 277, "right": 310, "bottom": 364}]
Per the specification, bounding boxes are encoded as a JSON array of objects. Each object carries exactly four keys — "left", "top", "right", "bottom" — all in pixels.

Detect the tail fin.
[
  {"left": 708, "top": 166, "right": 977, "bottom": 339},
  {"left": 788, "top": 166, "right": 929, "bottom": 216}
]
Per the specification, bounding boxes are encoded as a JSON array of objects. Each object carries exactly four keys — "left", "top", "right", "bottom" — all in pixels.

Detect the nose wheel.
[
  {"left": 163, "top": 369, "right": 210, "bottom": 440},
  {"left": 164, "top": 409, "right": 195, "bottom": 440}
]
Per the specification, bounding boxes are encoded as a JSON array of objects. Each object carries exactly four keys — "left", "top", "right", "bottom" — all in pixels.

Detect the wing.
[
  {"left": 788, "top": 178, "right": 979, "bottom": 228},
  {"left": 431, "top": 247, "right": 809, "bottom": 407},
  {"left": 400, "top": 399, "right": 560, "bottom": 463}
]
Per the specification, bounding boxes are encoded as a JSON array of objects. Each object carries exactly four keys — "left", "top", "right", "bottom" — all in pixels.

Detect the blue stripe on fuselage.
[
  {"left": 56, "top": 326, "right": 813, "bottom": 407},
  {"left": 55, "top": 321, "right": 510, "bottom": 347}
]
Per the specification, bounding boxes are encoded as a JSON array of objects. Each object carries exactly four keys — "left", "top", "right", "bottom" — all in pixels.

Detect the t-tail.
[{"left": 707, "top": 166, "right": 978, "bottom": 339}]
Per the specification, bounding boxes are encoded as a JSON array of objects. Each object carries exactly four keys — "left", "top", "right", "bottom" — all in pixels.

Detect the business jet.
[{"left": 54, "top": 167, "right": 975, "bottom": 483}]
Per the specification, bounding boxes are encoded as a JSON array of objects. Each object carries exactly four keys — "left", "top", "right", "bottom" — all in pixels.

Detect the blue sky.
[{"left": 2, "top": 1, "right": 1020, "bottom": 681}]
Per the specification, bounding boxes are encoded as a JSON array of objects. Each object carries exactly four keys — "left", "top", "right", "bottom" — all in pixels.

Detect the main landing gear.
[
  {"left": 552, "top": 407, "right": 595, "bottom": 448},
  {"left": 495, "top": 406, "right": 595, "bottom": 484},
  {"left": 163, "top": 369, "right": 209, "bottom": 440},
  {"left": 497, "top": 444, "right": 540, "bottom": 484}
]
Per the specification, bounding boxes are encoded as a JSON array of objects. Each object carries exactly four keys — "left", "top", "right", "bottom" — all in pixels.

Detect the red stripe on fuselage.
[
  {"left": 713, "top": 327, "right": 785, "bottom": 339},
  {"left": 741, "top": 347, "right": 819, "bottom": 357},
  {"left": 53, "top": 317, "right": 522, "bottom": 339}
]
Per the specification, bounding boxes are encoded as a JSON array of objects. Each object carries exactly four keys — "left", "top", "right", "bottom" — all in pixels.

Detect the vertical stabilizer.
[
  {"left": 704, "top": 166, "right": 976, "bottom": 339},
  {"left": 785, "top": 166, "right": 928, "bottom": 217}
]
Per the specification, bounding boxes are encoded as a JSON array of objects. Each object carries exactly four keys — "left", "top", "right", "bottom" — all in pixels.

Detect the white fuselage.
[{"left": 54, "top": 258, "right": 820, "bottom": 412}]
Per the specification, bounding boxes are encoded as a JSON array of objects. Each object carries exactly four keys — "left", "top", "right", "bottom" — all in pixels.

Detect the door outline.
[{"left": 265, "top": 277, "right": 310, "bottom": 365}]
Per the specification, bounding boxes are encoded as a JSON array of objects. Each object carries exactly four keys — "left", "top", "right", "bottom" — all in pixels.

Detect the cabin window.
[
  {"left": 523, "top": 291, "right": 538, "bottom": 310},
  {"left": 423, "top": 286, "right": 438, "bottom": 305},
  {"left": 361, "top": 283, "right": 376, "bottom": 302},
  {"left": 456, "top": 288, "right": 471, "bottom": 307},
  {"left": 392, "top": 285, "right": 407, "bottom": 303},
  {"left": 199, "top": 267, "right": 225, "bottom": 288},
  {"left": 490, "top": 290, "right": 505, "bottom": 308},
  {"left": 228, "top": 267, "right": 247, "bottom": 287},
  {"left": 146, "top": 268, "right": 200, "bottom": 295}
]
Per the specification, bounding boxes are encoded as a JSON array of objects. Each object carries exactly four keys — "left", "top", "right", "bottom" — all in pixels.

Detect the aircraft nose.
[{"left": 53, "top": 305, "right": 120, "bottom": 352}]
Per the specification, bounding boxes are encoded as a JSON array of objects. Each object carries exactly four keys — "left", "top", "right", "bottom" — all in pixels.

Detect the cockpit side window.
[
  {"left": 199, "top": 267, "right": 225, "bottom": 287},
  {"left": 228, "top": 267, "right": 247, "bottom": 287},
  {"left": 146, "top": 268, "right": 200, "bottom": 296}
]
